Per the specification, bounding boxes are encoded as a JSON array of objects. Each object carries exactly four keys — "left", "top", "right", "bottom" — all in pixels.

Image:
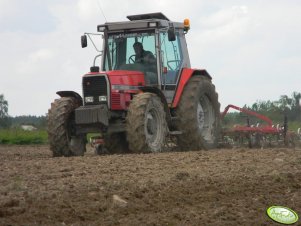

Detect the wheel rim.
[
  {"left": 145, "top": 107, "right": 161, "bottom": 150},
  {"left": 197, "top": 95, "right": 215, "bottom": 143}
]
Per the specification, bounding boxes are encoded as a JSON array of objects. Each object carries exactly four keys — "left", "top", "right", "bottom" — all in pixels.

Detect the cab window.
[{"left": 160, "top": 31, "right": 183, "bottom": 84}]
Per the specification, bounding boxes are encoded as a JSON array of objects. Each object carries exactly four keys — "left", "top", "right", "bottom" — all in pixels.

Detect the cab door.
[{"left": 159, "top": 30, "right": 184, "bottom": 103}]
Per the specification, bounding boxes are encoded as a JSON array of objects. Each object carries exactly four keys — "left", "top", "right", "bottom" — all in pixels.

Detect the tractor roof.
[
  {"left": 127, "top": 12, "right": 170, "bottom": 21},
  {"left": 97, "top": 12, "right": 184, "bottom": 32}
]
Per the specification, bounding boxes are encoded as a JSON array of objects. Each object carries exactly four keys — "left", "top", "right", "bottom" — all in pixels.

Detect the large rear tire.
[
  {"left": 126, "top": 93, "right": 167, "bottom": 153},
  {"left": 176, "top": 76, "right": 220, "bottom": 150},
  {"left": 104, "top": 132, "right": 129, "bottom": 154},
  {"left": 47, "top": 97, "right": 86, "bottom": 157}
]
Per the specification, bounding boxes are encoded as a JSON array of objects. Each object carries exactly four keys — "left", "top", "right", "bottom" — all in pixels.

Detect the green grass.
[
  {"left": 0, "top": 129, "right": 48, "bottom": 145},
  {"left": 288, "top": 121, "right": 301, "bottom": 132},
  {"left": 0, "top": 129, "right": 102, "bottom": 145}
]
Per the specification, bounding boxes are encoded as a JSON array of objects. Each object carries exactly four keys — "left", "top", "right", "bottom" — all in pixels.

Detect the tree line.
[{"left": 0, "top": 94, "right": 46, "bottom": 129}]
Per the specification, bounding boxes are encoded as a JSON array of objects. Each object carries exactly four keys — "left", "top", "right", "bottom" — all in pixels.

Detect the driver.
[{"left": 133, "top": 42, "right": 156, "bottom": 64}]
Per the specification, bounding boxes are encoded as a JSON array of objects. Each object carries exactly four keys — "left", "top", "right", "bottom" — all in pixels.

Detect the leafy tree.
[
  {"left": 0, "top": 94, "right": 8, "bottom": 117},
  {"left": 289, "top": 92, "right": 301, "bottom": 121},
  {"left": 0, "top": 94, "right": 11, "bottom": 128}
]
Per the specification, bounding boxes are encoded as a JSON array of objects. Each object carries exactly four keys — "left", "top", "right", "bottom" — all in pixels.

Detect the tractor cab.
[{"left": 82, "top": 12, "right": 191, "bottom": 103}]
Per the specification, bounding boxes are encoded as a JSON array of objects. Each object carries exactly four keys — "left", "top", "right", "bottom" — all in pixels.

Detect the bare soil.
[{"left": 0, "top": 145, "right": 301, "bottom": 226}]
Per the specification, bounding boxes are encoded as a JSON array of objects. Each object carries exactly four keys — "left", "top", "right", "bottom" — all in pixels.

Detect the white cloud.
[
  {"left": 17, "top": 48, "right": 55, "bottom": 75},
  {"left": 77, "top": 0, "right": 101, "bottom": 21},
  {"left": 0, "top": 0, "right": 17, "bottom": 18},
  {"left": 201, "top": 5, "right": 248, "bottom": 28}
]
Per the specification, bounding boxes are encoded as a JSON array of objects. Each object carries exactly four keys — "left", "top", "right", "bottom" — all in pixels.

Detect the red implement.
[{"left": 220, "top": 104, "right": 296, "bottom": 148}]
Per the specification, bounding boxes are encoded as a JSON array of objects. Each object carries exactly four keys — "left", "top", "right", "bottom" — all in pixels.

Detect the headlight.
[
  {"left": 99, "top": 96, "right": 107, "bottom": 102},
  {"left": 85, "top": 96, "right": 94, "bottom": 103}
]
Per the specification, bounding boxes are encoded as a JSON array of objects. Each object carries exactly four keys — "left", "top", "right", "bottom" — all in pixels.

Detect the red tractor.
[{"left": 47, "top": 12, "right": 220, "bottom": 156}]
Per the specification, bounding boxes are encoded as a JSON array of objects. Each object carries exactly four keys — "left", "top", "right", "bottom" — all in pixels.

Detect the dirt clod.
[{"left": 112, "top": 195, "right": 128, "bottom": 208}]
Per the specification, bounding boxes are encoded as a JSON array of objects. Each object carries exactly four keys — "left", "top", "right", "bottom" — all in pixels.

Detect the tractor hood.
[{"left": 85, "top": 70, "right": 145, "bottom": 87}]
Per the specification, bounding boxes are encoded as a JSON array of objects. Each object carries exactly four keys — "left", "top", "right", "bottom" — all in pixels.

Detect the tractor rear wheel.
[
  {"left": 176, "top": 76, "right": 220, "bottom": 150},
  {"left": 126, "top": 93, "right": 167, "bottom": 153},
  {"left": 47, "top": 97, "right": 86, "bottom": 157},
  {"left": 103, "top": 132, "right": 129, "bottom": 154}
]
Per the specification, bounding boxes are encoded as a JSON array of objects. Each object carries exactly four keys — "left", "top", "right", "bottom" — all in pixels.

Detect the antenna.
[{"left": 96, "top": 0, "right": 107, "bottom": 22}]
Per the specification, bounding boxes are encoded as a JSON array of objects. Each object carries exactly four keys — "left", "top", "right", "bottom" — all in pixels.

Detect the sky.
[{"left": 0, "top": 0, "right": 300, "bottom": 116}]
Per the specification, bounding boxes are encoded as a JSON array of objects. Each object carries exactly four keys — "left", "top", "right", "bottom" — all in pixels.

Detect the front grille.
[
  {"left": 111, "top": 93, "right": 120, "bottom": 106},
  {"left": 82, "top": 75, "right": 107, "bottom": 105}
]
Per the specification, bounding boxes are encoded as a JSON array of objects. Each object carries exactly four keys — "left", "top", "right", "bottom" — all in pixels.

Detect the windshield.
[
  {"left": 104, "top": 31, "right": 156, "bottom": 70},
  {"left": 103, "top": 31, "right": 158, "bottom": 84}
]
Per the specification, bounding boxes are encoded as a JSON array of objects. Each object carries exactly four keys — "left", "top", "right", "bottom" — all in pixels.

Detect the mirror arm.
[
  {"left": 93, "top": 52, "right": 103, "bottom": 66},
  {"left": 85, "top": 33, "right": 103, "bottom": 52}
]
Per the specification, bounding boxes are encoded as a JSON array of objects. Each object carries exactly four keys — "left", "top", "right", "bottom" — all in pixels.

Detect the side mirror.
[
  {"left": 81, "top": 35, "right": 87, "bottom": 48},
  {"left": 168, "top": 26, "right": 176, "bottom": 42}
]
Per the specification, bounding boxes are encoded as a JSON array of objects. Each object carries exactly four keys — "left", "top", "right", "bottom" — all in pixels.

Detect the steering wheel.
[{"left": 128, "top": 55, "right": 136, "bottom": 64}]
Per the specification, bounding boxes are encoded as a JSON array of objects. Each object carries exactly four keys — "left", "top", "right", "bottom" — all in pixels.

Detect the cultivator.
[{"left": 220, "top": 104, "right": 301, "bottom": 148}]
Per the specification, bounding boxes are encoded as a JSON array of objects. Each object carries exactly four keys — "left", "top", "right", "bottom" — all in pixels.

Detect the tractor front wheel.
[
  {"left": 47, "top": 97, "right": 86, "bottom": 157},
  {"left": 126, "top": 93, "right": 167, "bottom": 153}
]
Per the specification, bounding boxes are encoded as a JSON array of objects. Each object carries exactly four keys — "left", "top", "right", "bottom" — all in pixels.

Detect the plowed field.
[{"left": 1, "top": 145, "right": 300, "bottom": 225}]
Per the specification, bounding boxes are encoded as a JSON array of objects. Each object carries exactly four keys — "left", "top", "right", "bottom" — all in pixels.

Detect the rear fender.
[
  {"left": 172, "top": 68, "right": 212, "bottom": 108},
  {"left": 139, "top": 86, "right": 172, "bottom": 127},
  {"left": 56, "top": 91, "right": 83, "bottom": 105}
]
